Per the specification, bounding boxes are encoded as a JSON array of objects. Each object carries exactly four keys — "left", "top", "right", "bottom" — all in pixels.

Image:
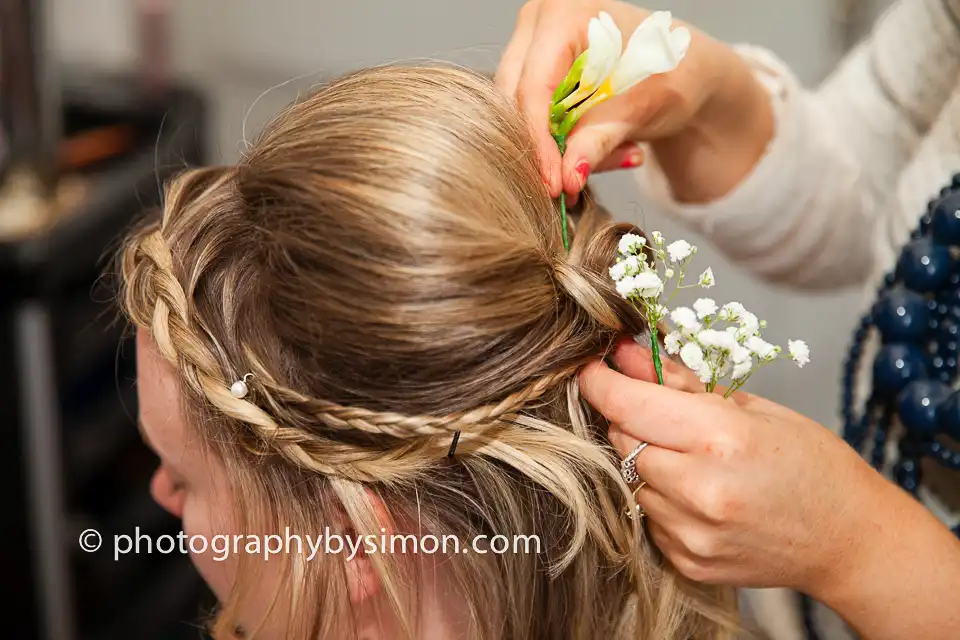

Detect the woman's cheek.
[{"left": 181, "top": 494, "right": 237, "bottom": 602}]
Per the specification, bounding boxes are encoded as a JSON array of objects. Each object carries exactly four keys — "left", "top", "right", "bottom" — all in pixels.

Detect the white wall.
[{"left": 51, "top": 0, "right": 890, "bottom": 427}]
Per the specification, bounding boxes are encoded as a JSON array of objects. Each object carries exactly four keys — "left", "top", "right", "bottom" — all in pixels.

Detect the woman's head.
[{"left": 121, "top": 65, "right": 734, "bottom": 639}]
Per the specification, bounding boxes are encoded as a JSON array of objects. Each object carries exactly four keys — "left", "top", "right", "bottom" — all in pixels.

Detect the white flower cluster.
[{"left": 609, "top": 231, "right": 810, "bottom": 396}]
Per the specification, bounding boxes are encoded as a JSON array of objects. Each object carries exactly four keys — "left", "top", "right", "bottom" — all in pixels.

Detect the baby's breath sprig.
[{"left": 610, "top": 231, "right": 810, "bottom": 394}]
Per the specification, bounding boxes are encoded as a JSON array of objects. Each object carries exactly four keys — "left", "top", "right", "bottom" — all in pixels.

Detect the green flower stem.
[
  {"left": 650, "top": 328, "right": 665, "bottom": 385},
  {"left": 552, "top": 132, "right": 569, "bottom": 252},
  {"left": 552, "top": 51, "right": 587, "bottom": 105}
]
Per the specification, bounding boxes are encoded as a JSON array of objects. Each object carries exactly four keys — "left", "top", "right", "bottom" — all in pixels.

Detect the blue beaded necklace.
[{"left": 800, "top": 175, "right": 960, "bottom": 639}]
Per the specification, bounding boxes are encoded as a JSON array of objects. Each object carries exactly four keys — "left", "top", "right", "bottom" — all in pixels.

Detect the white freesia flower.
[
  {"left": 680, "top": 342, "right": 705, "bottom": 370},
  {"left": 698, "top": 329, "right": 737, "bottom": 352},
  {"left": 693, "top": 298, "right": 717, "bottom": 319},
  {"left": 788, "top": 339, "right": 810, "bottom": 367},
  {"left": 664, "top": 331, "right": 683, "bottom": 355},
  {"left": 560, "top": 12, "right": 622, "bottom": 109},
  {"left": 698, "top": 267, "right": 715, "bottom": 288},
  {"left": 746, "top": 335, "right": 779, "bottom": 362},
  {"left": 618, "top": 233, "right": 646, "bottom": 256},
  {"left": 666, "top": 239, "right": 695, "bottom": 263},
  {"left": 610, "top": 11, "right": 691, "bottom": 94},
  {"left": 553, "top": 12, "right": 691, "bottom": 136}
]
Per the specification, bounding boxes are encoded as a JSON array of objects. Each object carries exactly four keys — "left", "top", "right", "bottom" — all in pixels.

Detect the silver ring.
[{"left": 620, "top": 442, "right": 648, "bottom": 485}]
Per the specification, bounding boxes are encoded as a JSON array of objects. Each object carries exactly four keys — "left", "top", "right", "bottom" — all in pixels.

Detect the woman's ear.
[{"left": 340, "top": 487, "right": 396, "bottom": 606}]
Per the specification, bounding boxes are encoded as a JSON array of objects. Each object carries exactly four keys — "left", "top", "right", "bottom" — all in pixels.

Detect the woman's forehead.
[{"left": 136, "top": 329, "right": 188, "bottom": 461}]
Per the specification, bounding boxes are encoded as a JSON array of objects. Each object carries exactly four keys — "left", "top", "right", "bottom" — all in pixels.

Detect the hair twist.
[{"left": 124, "top": 227, "right": 581, "bottom": 483}]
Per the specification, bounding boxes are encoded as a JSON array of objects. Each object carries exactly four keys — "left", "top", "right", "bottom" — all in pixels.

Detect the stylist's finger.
[
  {"left": 516, "top": 12, "right": 586, "bottom": 197},
  {"left": 608, "top": 425, "right": 691, "bottom": 500},
  {"left": 495, "top": 0, "right": 541, "bottom": 99},
  {"left": 632, "top": 484, "right": 681, "bottom": 524},
  {"left": 580, "top": 359, "right": 699, "bottom": 450},
  {"left": 559, "top": 105, "right": 644, "bottom": 197},
  {"left": 593, "top": 143, "right": 645, "bottom": 173},
  {"left": 612, "top": 339, "right": 703, "bottom": 392}
]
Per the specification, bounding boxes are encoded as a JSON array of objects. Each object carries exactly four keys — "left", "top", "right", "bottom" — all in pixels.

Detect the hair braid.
[
  {"left": 124, "top": 227, "right": 581, "bottom": 483},
  {"left": 267, "top": 365, "right": 576, "bottom": 438}
]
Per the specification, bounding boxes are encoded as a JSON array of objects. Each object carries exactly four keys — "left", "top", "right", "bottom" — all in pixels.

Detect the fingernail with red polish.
[
  {"left": 621, "top": 152, "right": 643, "bottom": 169},
  {"left": 574, "top": 160, "right": 591, "bottom": 187}
]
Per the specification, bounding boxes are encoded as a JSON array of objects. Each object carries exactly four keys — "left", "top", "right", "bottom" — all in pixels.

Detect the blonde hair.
[{"left": 119, "top": 64, "right": 737, "bottom": 639}]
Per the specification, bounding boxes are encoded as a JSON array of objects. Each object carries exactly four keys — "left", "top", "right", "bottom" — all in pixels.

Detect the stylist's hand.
[
  {"left": 580, "top": 340, "right": 886, "bottom": 595},
  {"left": 496, "top": 0, "right": 774, "bottom": 204}
]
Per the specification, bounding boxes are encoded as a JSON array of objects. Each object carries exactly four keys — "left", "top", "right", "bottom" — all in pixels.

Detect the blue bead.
[
  {"left": 873, "top": 289, "right": 931, "bottom": 343},
  {"left": 872, "top": 344, "right": 929, "bottom": 396},
  {"left": 893, "top": 458, "right": 920, "bottom": 493},
  {"left": 932, "top": 191, "right": 960, "bottom": 245},
  {"left": 937, "top": 391, "right": 960, "bottom": 440},
  {"left": 898, "top": 239, "right": 953, "bottom": 292},
  {"left": 939, "top": 318, "right": 960, "bottom": 352},
  {"left": 931, "top": 350, "right": 959, "bottom": 380},
  {"left": 897, "top": 380, "right": 952, "bottom": 434},
  {"left": 938, "top": 289, "right": 960, "bottom": 320}
]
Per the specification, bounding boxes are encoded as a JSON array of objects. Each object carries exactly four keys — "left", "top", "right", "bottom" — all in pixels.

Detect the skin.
[
  {"left": 136, "top": 329, "right": 462, "bottom": 638},
  {"left": 580, "top": 339, "right": 960, "bottom": 640},
  {"left": 495, "top": 0, "right": 774, "bottom": 205}
]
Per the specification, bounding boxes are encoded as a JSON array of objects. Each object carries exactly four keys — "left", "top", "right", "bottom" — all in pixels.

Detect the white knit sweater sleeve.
[{"left": 634, "top": 0, "right": 960, "bottom": 291}]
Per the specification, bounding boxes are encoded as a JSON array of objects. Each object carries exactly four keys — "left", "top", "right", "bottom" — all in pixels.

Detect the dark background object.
[{"left": 0, "top": 68, "right": 214, "bottom": 640}]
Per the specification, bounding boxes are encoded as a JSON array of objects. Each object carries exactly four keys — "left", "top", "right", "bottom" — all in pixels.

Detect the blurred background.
[{"left": 1, "top": 1, "right": 893, "bottom": 639}]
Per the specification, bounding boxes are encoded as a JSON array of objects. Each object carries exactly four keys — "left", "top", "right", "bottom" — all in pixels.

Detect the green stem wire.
[
  {"left": 650, "top": 326, "right": 665, "bottom": 386},
  {"left": 552, "top": 132, "right": 569, "bottom": 252}
]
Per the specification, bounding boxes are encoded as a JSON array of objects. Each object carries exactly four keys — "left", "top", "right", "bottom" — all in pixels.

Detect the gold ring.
[{"left": 625, "top": 481, "right": 648, "bottom": 520}]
